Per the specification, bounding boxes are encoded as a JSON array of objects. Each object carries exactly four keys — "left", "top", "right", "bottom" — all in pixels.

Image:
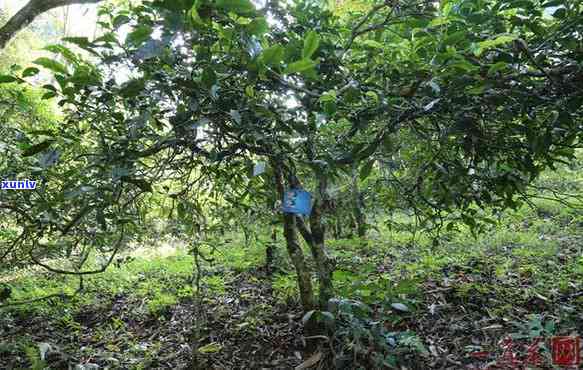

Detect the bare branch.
[{"left": 29, "top": 229, "right": 124, "bottom": 275}]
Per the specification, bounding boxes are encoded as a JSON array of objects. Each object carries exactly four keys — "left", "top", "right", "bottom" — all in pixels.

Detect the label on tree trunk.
[
  {"left": 252, "top": 161, "right": 266, "bottom": 176},
  {"left": 282, "top": 188, "right": 312, "bottom": 215}
]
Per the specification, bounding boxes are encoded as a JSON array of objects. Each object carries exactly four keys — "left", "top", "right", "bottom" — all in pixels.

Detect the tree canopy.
[{"left": 1, "top": 0, "right": 582, "bottom": 312}]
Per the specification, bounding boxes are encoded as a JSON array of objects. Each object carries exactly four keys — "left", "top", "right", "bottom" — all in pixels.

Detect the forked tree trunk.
[
  {"left": 272, "top": 161, "right": 315, "bottom": 312},
  {"left": 295, "top": 176, "right": 335, "bottom": 309}
]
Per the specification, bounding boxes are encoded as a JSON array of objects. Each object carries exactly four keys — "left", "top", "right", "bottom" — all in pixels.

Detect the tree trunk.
[
  {"left": 272, "top": 161, "right": 315, "bottom": 312},
  {"left": 294, "top": 176, "right": 335, "bottom": 309},
  {"left": 0, "top": 0, "right": 103, "bottom": 49},
  {"left": 347, "top": 213, "right": 355, "bottom": 238},
  {"left": 243, "top": 227, "right": 250, "bottom": 248},
  {"left": 333, "top": 217, "right": 341, "bottom": 239},
  {"left": 308, "top": 176, "right": 335, "bottom": 309},
  {"left": 308, "top": 204, "right": 335, "bottom": 308},
  {"left": 265, "top": 227, "right": 276, "bottom": 275},
  {"left": 351, "top": 164, "right": 367, "bottom": 238}
]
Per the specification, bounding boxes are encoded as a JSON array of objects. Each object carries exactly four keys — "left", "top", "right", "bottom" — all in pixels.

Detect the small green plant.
[
  {"left": 147, "top": 293, "right": 177, "bottom": 316},
  {"left": 272, "top": 273, "right": 298, "bottom": 302},
  {"left": 204, "top": 275, "right": 226, "bottom": 294},
  {"left": 311, "top": 299, "right": 428, "bottom": 369},
  {"left": 24, "top": 345, "right": 47, "bottom": 370},
  {"left": 177, "top": 285, "right": 193, "bottom": 299},
  {"left": 58, "top": 312, "right": 82, "bottom": 334}
]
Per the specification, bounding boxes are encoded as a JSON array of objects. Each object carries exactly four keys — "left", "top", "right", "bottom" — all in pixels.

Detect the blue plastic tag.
[{"left": 282, "top": 188, "right": 312, "bottom": 215}]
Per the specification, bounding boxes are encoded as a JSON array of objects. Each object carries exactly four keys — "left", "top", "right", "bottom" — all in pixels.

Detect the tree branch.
[
  {"left": 29, "top": 229, "right": 124, "bottom": 275},
  {"left": 0, "top": 0, "right": 104, "bottom": 49}
]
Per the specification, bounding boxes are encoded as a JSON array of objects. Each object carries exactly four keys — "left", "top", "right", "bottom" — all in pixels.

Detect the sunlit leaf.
[
  {"left": 261, "top": 45, "right": 285, "bottom": 67},
  {"left": 302, "top": 31, "right": 320, "bottom": 59},
  {"left": 283, "top": 59, "right": 317, "bottom": 74},
  {"left": 474, "top": 34, "right": 517, "bottom": 56},
  {"left": 198, "top": 342, "right": 222, "bottom": 354},
  {"left": 126, "top": 25, "right": 153, "bottom": 46},
  {"left": 33, "top": 57, "right": 68, "bottom": 75},
  {"left": 22, "top": 67, "right": 40, "bottom": 78},
  {"left": 216, "top": 0, "right": 255, "bottom": 16}
]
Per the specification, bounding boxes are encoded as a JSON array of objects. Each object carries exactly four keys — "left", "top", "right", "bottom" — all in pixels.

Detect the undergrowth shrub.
[{"left": 304, "top": 299, "right": 428, "bottom": 369}]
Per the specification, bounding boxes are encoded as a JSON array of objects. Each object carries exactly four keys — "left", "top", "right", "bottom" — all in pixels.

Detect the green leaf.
[
  {"left": 201, "top": 67, "right": 216, "bottom": 88},
  {"left": 487, "top": 62, "right": 508, "bottom": 76},
  {"left": 302, "top": 31, "right": 320, "bottom": 59},
  {"left": 70, "top": 65, "right": 100, "bottom": 86},
  {"left": 260, "top": 45, "right": 285, "bottom": 67},
  {"left": 42, "top": 84, "right": 57, "bottom": 92},
  {"left": 542, "top": 0, "right": 565, "bottom": 7},
  {"left": 22, "top": 67, "right": 40, "bottom": 78},
  {"left": 319, "top": 90, "right": 336, "bottom": 103},
  {"left": 33, "top": 57, "right": 68, "bottom": 75},
  {"left": 97, "top": 32, "right": 117, "bottom": 45},
  {"left": 0, "top": 75, "right": 17, "bottom": 83},
  {"left": 119, "top": 78, "right": 145, "bottom": 98},
  {"left": 41, "top": 91, "right": 57, "bottom": 100},
  {"left": 62, "top": 37, "right": 100, "bottom": 56},
  {"left": 429, "top": 16, "right": 450, "bottom": 27},
  {"left": 198, "top": 342, "right": 222, "bottom": 354},
  {"left": 283, "top": 59, "right": 316, "bottom": 74},
  {"left": 475, "top": 34, "right": 517, "bottom": 56},
  {"left": 361, "top": 39, "right": 384, "bottom": 49},
  {"left": 216, "top": 0, "right": 256, "bottom": 16},
  {"left": 360, "top": 160, "right": 374, "bottom": 180},
  {"left": 113, "top": 14, "right": 130, "bottom": 28},
  {"left": 22, "top": 140, "right": 54, "bottom": 157},
  {"left": 63, "top": 36, "right": 91, "bottom": 48},
  {"left": 365, "top": 91, "right": 379, "bottom": 105},
  {"left": 467, "top": 84, "right": 486, "bottom": 95},
  {"left": 44, "top": 45, "right": 78, "bottom": 65},
  {"left": 247, "top": 17, "right": 268, "bottom": 35},
  {"left": 190, "top": 5, "right": 204, "bottom": 25},
  {"left": 127, "top": 25, "right": 152, "bottom": 46},
  {"left": 245, "top": 85, "right": 254, "bottom": 97}
]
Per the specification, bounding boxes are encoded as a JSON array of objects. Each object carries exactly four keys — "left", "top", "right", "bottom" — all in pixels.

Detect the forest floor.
[{"left": 1, "top": 194, "right": 583, "bottom": 369}]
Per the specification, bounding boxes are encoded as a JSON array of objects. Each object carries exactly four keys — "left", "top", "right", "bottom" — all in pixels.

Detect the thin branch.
[
  {"left": 29, "top": 229, "right": 124, "bottom": 275},
  {"left": 344, "top": 1, "right": 393, "bottom": 51}
]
